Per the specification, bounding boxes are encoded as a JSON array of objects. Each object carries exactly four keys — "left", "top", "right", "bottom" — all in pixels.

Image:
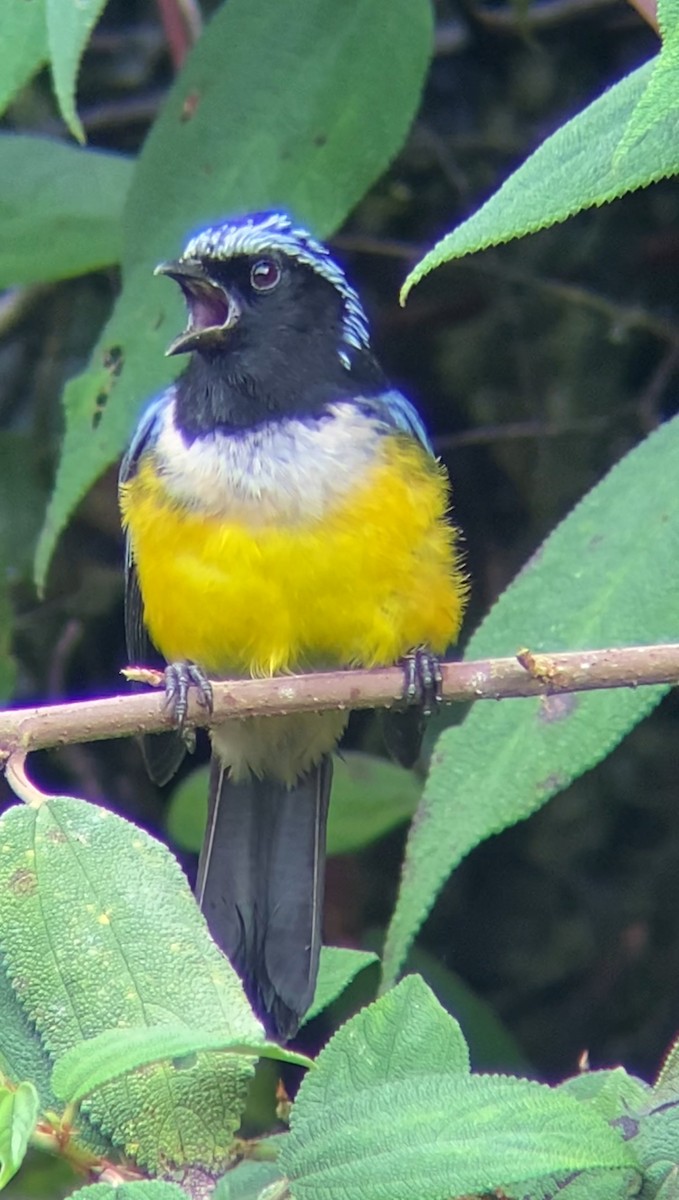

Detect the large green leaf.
[
  {"left": 281, "top": 979, "right": 634, "bottom": 1200},
  {"left": 46, "top": 0, "right": 109, "bottom": 143},
  {"left": 0, "top": 136, "right": 131, "bottom": 287},
  {"left": 36, "top": 0, "right": 433, "bottom": 585},
  {"left": 383, "top": 414, "right": 679, "bottom": 985},
  {"left": 297, "top": 976, "right": 470, "bottom": 1100},
  {"left": 400, "top": 56, "right": 679, "bottom": 299},
  {"left": 0, "top": 798, "right": 262, "bottom": 1171},
  {"left": 0, "top": 1, "right": 48, "bottom": 117}
]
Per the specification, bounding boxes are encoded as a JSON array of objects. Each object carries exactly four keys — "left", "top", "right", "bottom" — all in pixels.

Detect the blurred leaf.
[
  {"left": 166, "top": 752, "right": 420, "bottom": 857},
  {"left": 303, "top": 948, "right": 379, "bottom": 1026},
  {"left": 214, "top": 1160, "right": 284, "bottom": 1200},
  {"left": 328, "top": 753, "right": 421, "bottom": 854},
  {"left": 2, "top": 1148, "right": 79, "bottom": 1200},
  {"left": 0, "top": 136, "right": 131, "bottom": 288},
  {"left": 52, "top": 1026, "right": 311, "bottom": 1105},
  {"left": 0, "top": 1, "right": 48, "bottom": 118},
  {"left": 383, "top": 415, "right": 679, "bottom": 986},
  {"left": 165, "top": 765, "right": 208, "bottom": 853},
  {"left": 0, "top": 433, "right": 48, "bottom": 576},
  {"left": 558, "top": 1068, "right": 650, "bottom": 1122},
  {"left": 0, "top": 588, "right": 14, "bottom": 703},
  {"left": 400, "top": 57, "right": 679, "bottom": 299},
  {"left": 36, "top": 0, "right": 433, "bottom": 585},
  {"left": 0, "top": 431, "right": 51, "bottom": 702},
  {"left": 281, "top": 978, "right": 634, "bottom": 1200},
  {"left": 0, "top": 798, "right": 261, "bottom": 1172},
  {"left": 0, "top": 1081, "right": 39, "bottom": 1190},
  {"left": 46, "top": 0, "right": 109, "bottom": 143}
]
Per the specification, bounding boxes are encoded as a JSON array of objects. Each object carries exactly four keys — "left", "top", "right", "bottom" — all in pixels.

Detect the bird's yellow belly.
[{"left": 120, "top": 436, "right": 466, "bottom": 676}]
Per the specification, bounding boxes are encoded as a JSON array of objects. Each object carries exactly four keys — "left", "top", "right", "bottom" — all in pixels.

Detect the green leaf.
[
  {"left": 0, "top": 798, "right": 262, "bottom": 1171},
  {"left": 0, "top": 427, "right": 48, "bottom": 700},
  {"left": 165, "top": 766, "right": 208, "bottom": 853},
  {"left": 0, "top": 0, "right": 48, "bottom": 117},
  {"left": 0, "top": 581, "right": 14, "bottom": 704},
  {"left": 0, "top": 431, "right": 49, "bottom": 582},
  {"left": 0, "top": 1081, "right": 39, "bottom": 1190},
  {"left": 558, "top": 1068, "right": 650, "bottom": 1123},
  {"left": 383, "top": 414, "right": 679, "bottom": 985},
  {"left": 36, "top": 0, "right": 433, "bottom": 585},
  {"left": 400, "top": 57, "right": 679, "bottom": 300},
  {"left": 297, "top": 977, "right": 470, "bottom": 1101},
  {"left": 626, "top": 1096, "right": 679, "bottom": 1198},
  {"left": 283, "top": 1048, "right": 633, "bottom": 1200},
  {"left": 403, "top": 944, "right": 529, "bottom": 1072},
  {"left": 53, "top": 1025, "right": 312, "bottom": 1105},
  {"left": 0, "top": 136, "right": 131, "bottom": 288},
  {"left": 506, "top": 1166, "right": 640, "bottom": 1200},
  {"left": 214, "top": 1160, "right": 285, "bottom": 1200},
  {"left": 167, "top": 752, "right": 420, "bottom": 858},
  {"left": 69, "top": 1184, "right": 191, "bottom": 1200},
  {"left": 46, "top": 0, "right": 109, "bottom": 143},
  {"left": 655, "top": 1033, "right": 679, "bottom": 1099},
  {"left": 303, "top": 948, "right": 379, "bottom": 1026},
  {"left": 0, "top": 961, "right": 57, "bottom": 1111},
  {"left": 0, "top": 958, "right": 112, "bottom": 1157},
  {"left": 614, "top": 0, "right": 679, "bottom": 161},
  {"left": 328, "top": 753, "right": 421, "bottom": 854}
]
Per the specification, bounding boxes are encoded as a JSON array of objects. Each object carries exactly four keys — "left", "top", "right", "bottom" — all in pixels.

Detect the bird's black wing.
[
  {"left": 120, "top": 392, "right": 187, "bottom": 785},
  {"left": 369, "top": 389, "right": 443, "bottom": 768}
]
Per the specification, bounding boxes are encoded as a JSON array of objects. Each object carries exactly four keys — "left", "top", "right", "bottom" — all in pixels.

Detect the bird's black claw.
[
  {"left": 164, "top": 661, "right": 213, "bottom": 732},
  {"left": 401, "top": 648, "right": 443, "bottom": 716}
]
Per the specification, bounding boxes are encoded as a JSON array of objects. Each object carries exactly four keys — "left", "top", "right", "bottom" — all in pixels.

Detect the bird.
[{"left": 118, "top": 210, "right": 468, "bottom": 1040}]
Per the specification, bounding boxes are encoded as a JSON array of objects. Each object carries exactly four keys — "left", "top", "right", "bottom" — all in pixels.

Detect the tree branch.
[{"left": 0, "top": 644, "right": 677, "bottom": 760}]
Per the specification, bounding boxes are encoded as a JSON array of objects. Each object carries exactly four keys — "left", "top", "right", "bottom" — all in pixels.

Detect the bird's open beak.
[{"left": 155, "top": 258, "right": 241, "bottom": 356}]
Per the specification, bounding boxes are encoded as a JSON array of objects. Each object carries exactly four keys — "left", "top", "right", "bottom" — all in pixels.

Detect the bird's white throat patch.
[{"left": 153, "top": 399, "right": 385, "bottom": 525}]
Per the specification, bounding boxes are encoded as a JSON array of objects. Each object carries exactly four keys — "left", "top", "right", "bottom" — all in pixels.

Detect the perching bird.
[{"left": 119, "top": 211, "right": 468, "bottom": 1040}]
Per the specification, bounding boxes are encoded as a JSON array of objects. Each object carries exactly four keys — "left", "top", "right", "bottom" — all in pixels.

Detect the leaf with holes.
[{"left": 36, "top": 0, "right": 433, "bottom": 585}]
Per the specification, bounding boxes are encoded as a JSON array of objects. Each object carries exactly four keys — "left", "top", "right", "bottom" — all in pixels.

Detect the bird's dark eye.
[{"left": 250, "top": 258, "right": 281, "bottom": 292}]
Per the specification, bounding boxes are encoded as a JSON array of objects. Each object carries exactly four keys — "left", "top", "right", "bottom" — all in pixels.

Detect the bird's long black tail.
[{"left": 196, "top": 756, "right": 332, "bottom": 1041}]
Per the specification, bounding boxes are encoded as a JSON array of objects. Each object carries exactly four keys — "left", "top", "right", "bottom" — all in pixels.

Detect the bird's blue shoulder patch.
[
  {"left": 119, "top": 389, "right": 171, "bottom": 484},
  {"left": 366, "top": 389, "right": 434, "bottom": 455}
]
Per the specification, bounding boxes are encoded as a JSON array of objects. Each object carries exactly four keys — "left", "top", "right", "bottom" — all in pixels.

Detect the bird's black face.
[
  {"left": 158, "top": 251, "right": 346, "bottom": 372},
  {"left": 158, "top": 214, "right": 384, "bottom": 435}
]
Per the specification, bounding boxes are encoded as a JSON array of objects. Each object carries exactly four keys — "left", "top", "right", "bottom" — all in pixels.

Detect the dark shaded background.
[{"left": 1, "top": 0, "right": 678, "bottom": 1084}]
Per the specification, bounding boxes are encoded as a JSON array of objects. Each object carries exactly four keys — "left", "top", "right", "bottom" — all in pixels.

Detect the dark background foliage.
[{"left": 1, "top": 0, "right": 677, "bottom": 1084}]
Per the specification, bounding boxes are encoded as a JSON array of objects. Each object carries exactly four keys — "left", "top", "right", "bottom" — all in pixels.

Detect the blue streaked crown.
[{"left": 181, "top": 211, "right": 370, "bottom": 367}]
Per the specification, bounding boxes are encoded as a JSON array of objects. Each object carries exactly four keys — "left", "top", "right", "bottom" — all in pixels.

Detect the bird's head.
[{"left": 156, "top": 211, "right": 370, "bottom": 373}]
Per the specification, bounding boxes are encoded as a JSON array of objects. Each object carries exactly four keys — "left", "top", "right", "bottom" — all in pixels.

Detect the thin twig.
[{"left": 0, "top": 645, "right": 677, "bottom": 758}]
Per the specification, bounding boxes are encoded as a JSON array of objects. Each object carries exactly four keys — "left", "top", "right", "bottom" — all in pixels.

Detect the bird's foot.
[
  {"left": 401, "top": 648, "right": 443, "bottom": 716},
  {"left": 164, "top": 661, "right": 213, "bottom": 731}
]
